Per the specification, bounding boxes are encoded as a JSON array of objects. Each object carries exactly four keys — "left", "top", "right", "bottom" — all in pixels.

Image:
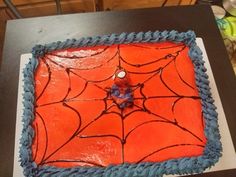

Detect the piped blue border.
[{"left": 20, "top": 30, "right": 222, "bottom": 177}]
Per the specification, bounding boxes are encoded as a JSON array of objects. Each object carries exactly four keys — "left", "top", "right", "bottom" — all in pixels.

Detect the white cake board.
[{"left": 13, "top": 38, "right": 236, "bottom": 177}]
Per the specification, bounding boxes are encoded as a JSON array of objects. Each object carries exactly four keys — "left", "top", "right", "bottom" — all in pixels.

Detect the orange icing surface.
[{"left": 32, "top": 42, "right": 206, "bottom": 167}]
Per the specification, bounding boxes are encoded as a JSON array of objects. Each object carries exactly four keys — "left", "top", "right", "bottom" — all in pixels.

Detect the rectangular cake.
[{"left": 20, "top": 30, "right": 222, "bottom": 177}]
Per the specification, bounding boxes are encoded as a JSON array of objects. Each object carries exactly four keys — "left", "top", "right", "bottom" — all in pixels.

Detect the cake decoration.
[
  {"left": 111, "top": 68, "right": 133, "bottom": 109},
  {"left": 20, "top": 30, "right": 222, "bottom": 177}
]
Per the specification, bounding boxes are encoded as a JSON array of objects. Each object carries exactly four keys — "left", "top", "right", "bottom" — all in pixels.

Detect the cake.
[{"left": 20, "top": 30, "right": 222, "bottom": 177}]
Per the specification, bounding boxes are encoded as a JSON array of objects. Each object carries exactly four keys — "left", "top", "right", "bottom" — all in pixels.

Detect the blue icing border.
[{"left": 20, "top": 30, "right": 222, "bottom": 177}]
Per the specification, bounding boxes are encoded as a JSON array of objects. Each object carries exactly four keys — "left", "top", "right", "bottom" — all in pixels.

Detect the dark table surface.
[{"left": 0, "top": 5, "right": 236, "bottom": 177}]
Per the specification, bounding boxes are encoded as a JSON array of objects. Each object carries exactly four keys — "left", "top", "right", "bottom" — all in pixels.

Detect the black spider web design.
[{"left": 33, "top": 43, "right": 205, "bottom": 167}]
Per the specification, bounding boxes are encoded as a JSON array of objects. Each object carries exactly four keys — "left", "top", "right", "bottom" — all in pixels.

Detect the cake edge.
[{"left": 20, "top": 30, "right": 222, "bottom": 177}]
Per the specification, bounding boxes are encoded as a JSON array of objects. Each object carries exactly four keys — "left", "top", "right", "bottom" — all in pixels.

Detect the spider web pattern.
[{"left": 32, "top": 42, "right": 206, "bottom": 167}]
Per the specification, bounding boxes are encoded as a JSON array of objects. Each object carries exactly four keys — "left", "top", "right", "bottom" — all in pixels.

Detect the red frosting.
[{"left": 32, "top": 42, "right": 206, "bottom": 168}]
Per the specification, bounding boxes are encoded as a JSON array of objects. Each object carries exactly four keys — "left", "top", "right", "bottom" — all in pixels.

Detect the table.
[{"left": 0, "top": 5, "right": 235, "bottom": 177}]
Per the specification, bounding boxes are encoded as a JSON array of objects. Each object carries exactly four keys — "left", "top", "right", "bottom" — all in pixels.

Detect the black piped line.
[
  {"left": 139, "top": 85, "right": 150, "bottom": 115},
  {"left": 124, "top": 120, "right": 169, "bottom": 141},
  {"left": 171, "top": 97, "right": 183, "bottom": 113},
  {"left": 160, "top": 65, "right": 180, "bottom": 96},
  {"left": 147, "top": 111, "right": 172, "bottom": 122},
  {"left": 175, "top": 123, "right": 204, "bottom": 142},
  {"left": 36, "top": 92, "right": 106, "bottom": 108},
  {"left": 123, "top": 109, "right": 144, "bottom": 119},
  {"left": 119, "top": 51, "right": 173, "bottom": 68},
  {"left": 48, "top": 46, "right": 109, "bottom": 59},
  {"left": 105, "top": 103, "right": 117, "bottom": 112},
  {"left": 63, "top": 102, "right": 82, "bottom": 133},
  {"left": 65, "top": 98, "right": 106, "bottom": 102},
  {"left": 156, "top": 44, "right": 185, "bottom": 50},
  {"left": 119, "top": 44, "right": 186, "bottom": 67},
  {"left": 120, "top": 54, "right": 166, "bottom": 68},
  {"left": 107, "top": 50, "right": 119, "bottom": 63},
  {"left": 69, "top": 50, "right": 119, "bottom": 71},
  {"left": 70, "top": 69, "right": 115, "bottom": 83},
  {"left": 137, "top": 143, "right": 205, "bottom": 163},
  {"left": 70, "top": 82, "right": 88, "bottom": 99},
  {"left": 36, "top": 100, "right": 62, "bottom": 107},
  {"left": 93, "top": 83, "right": 109, "bottom": 93},
  {"left": 146, "top": 95, "right": 200, "bottom": 100},
  {"left": 40, "top": 102, "right": 82, "bottom": 165},
  {"left": 79, "top": 134, "right": 122, "bottom": 142},
  {"left": 148, "top": 111, "right": 203, "bottom": 142},
  {"left": 129, "top": 44, "right": 152, "bottom": 49},
  {"left": 127, "top": 67, "right": 162, "bottom": 75},
  {"left": 121, "top": 109, "right": 125, "bottom": 163},
  {"left": 36, "top": 58, "right": 51, "bottom": 101},
  {"left": 157, "top": 45, "right": 186, "bottom": 97},
  {"left": 105, "top": 111, "right": 122, "bottom": 117},
  {"left": 132, "top": 103, "right": 144, "bottom": 110},
  {"left": 61, "top": 69, "right": 71, "bottom": 100},
  {"left": 36, "top": 112, "right": 48, "bottom": 164},
  {"left": 47, "top": 47, "right": 117, "bottom": 71},
  {"left": 75, "top": 111, "right": 108, "bottom": 136},
  {"left": 117, "top": 45, "right": 122, "bottom": 68},
  {"left": 131, "top": 69, "right": 162, "bottom": 92},
  {"left": 43, "top": 159, "right": 105, "bottom": 167},
  {"left": 46, "top": 56, "right": 65, "bottom": 68},
  {"left": 119, "top": 44, "right": 186, "bottom": 68},
  {"left": 171, "top": 96, "right": 201, "bottom": 114},
  {"left": 125, "top": 50, "right": 179, "bottom": 75},
  {"left": 174, "top": 59, "right": 195, "bottom": 90}
]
